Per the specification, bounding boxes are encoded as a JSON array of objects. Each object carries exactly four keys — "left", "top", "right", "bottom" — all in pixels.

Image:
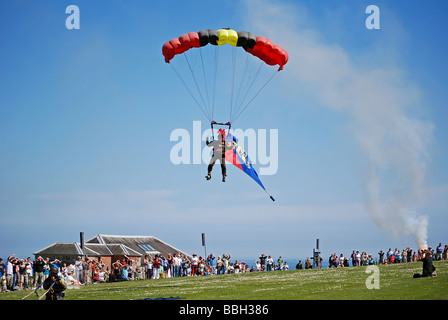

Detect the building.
[{"left": 33, "top": 233, "right": 190, "bottom": 271}]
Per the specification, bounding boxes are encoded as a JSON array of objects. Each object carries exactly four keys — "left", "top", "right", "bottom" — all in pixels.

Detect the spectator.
[
  {"left": 144, "top": 256, "right": 152, "bottom": 279},
  {"left": 266, "top": 255, "right": 274, "bottom": 271},
  {"left": 74, "top": 256, "right": 84, "bottom": 284},
  {"left": 259, "top": 254, "right": 267, "bottom": 269},
  {"left": 33, "top": 256, "right": 45, "bottom": 288},
  {"left": 121, "top": 265, "right": 131, "bottom": 281},
  {"left": 173, "top": 254, "right": 181, "bottom": 277},
  {"left": 329, "top": 253, "right": 338, "bottom": 268},
  {"left": 305, "top": 258, "right": 312, "bottom": 269},
  {"left": 1, "top": 273, "right": 7, "bottom": 292},
  {"left": 25, "top": 257, "right": 33, "bottom": 283},
  {"left": 66, "top": 271, "right": 82, "bottom": 286},
  {"left": 19, "top": 259, "right": 29, "bottom": 290},
  {"left": 390, "top": 254, "right": 395, "bottom": 264},
  {"left": 198, "top": 256, "right": 205, "bottom": 276},
  {"left": 12, "top": 257, "right": 20, "bottom": 290},
  {"left": 0, "top": 259, "right": 5, "bottom": 279},
  {"left": 207, "top": 254, "right": 216, "bottom": 275},
  {"left": 60, "top": 263, "right": 68, "bottom": 280},
  {"left": 222, "top": 253, "right": 231, "bottom": 274},
  {"left": 160, "top": 255, "right": 168, "bottom": 278},
  {"left": 182, "top": 258, "right": 190, "bottom": 277},
  {"left": 96, "top": 268, "right": 107, "bottom": 283},
  {"left": 233, "top": 260, "right": 240, "bottom": 273},
  {"left": 402, "top": 249, "right": 408, "bottom": 263},
  {"left": 387, "top": 248, "right": 393, "bottom": 263},
  {"left": 356, "top": 251, "right": 361, "bottom": 266},
  {"left": 152, "top": 254, "right": 161, "bottom": 279},
  {"left": 191, "top": 253, "right": 198, "bottom": 276},
  {"left": 167, "top": 253, "right": 174, "bottom": 278},
  {"left": 227, "top": 262, "right": 234, "bottom": 274},
  {"left": 339, "top": 254, "right": 345, "bottom": 267},
  {"left": 6, "top": 255, "right": 14, "bottom": 290},
  {"left": 215, "top": 256, "right": 222, "bottom": 275},
  {"left": 436, "top": 243, "right": 443, "bottom": 260},
  {"left": 407, "top": 248, "right": 413, "bottom": 263},
  {"left": 412, "top": 251, "right": 418, "bottom": 262},
  {"left": 111, "top": 260, "right": 122, "bottom": 282},
  {"left": 277, "top": 256, "right": 284, "bottom": 270},
  {"left": 43, "top": 259, "right": 50, "bottom": 281},
  {"left": 378, "top": 250, "right": 385, "bottom": 264},
  {"left": 362, "top": 252, "right": 369, "bottom": 266},
  {"left": 395, "top": 250, "right": 402, "bottom": 263},
  {"left": 67, "top": 262, "right": 76, "bottom": 278}
]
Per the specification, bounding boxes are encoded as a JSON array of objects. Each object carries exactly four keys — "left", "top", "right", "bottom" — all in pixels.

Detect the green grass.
[{"left": 3, "top": 261, "right": 447, "bottom": 300}]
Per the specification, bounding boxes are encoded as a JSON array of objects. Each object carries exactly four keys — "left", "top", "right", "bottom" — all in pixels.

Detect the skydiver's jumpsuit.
[{"left": 206, "top": 135, "right": 233, "bottom": 179}]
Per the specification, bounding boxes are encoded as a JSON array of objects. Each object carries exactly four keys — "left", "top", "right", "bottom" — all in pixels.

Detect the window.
[{"left": 137, "top": 244, "right": 157, "bottom": 252}]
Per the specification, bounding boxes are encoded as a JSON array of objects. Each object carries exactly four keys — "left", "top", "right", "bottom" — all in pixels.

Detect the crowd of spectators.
[
  {"left": 321, "top": 244, "right": 447, "bottom": 269},
  {"left": 1, "top": 243, "right": 446, "bottom": 291}
]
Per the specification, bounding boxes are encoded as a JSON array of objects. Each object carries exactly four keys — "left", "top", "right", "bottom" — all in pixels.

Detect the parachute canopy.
[
  {"left": 162, "top": 28, "right": 289, "bottom": 71},
  {"left": 162, "top": 28, "right": 288, "bottom": 125}
]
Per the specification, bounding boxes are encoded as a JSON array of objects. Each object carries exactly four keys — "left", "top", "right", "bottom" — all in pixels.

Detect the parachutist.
[{"left": 205, "top": 129, "right": 233, "bottom": 182}]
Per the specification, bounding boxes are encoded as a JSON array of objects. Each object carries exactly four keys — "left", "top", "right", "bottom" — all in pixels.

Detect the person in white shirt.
[{"left": 191, "top": 253, "right": 199, "bottom": 276}]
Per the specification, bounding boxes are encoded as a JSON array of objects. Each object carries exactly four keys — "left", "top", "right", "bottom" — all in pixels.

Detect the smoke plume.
[{"left": 246, "top": 0, "right": 434, "bottom": 249}]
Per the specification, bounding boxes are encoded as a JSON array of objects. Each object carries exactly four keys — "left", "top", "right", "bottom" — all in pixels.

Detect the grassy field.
[{"left": 3, "top": 260, "right": 447, "bottom": 301}]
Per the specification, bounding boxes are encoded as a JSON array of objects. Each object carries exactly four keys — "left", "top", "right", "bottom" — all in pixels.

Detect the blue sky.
[{"left": 1, "top": 0, "right": 447, "bottom": 262}]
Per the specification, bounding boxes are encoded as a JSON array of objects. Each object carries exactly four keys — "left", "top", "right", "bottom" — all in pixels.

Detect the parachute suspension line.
[
  {"left": 183, "top": 53, "right": 212, "bottom": 121},
  {"left": 199, "top": 49, "right": 212, "bottom": 118},
  {"left": 169, "top": 63, "right": 211, "bottom": 122},
  {"left": 229, "top": 46, "right": 238, "bottom": 123},
  {"left": 232, "top": 54, "right": 260, "bottom": 122},
  {"left": 231, "top": 60, "right": 265, "bottom": 123},
  {"left": 232, "top": 68, "right": 278, "bottom": 123},
  {"left": 211, "top": 46, "right": 220, "bottom": 121},
  {"left": 233, "top": 53, "right": 252, "bottom": 119}
]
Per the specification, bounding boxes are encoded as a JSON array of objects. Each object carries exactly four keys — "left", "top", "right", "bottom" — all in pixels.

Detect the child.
[{"left": 1, "top": 274, "right": 7, "bottom": 292}]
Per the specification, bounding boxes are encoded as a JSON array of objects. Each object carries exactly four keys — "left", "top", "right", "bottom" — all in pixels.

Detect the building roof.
[
  {"left": 34, "top": 242, "right": 83, "bottom": 256},
  {"left": 34, "top": 234, "right": 190, "bottom": 259},
  {"left": 86, "top": 234, "right": 190, "bottom": 258}
]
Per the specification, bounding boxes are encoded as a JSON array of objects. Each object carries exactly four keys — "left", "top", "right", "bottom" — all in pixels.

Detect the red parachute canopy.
[{"left": 162, "top": 29, "right": 288, "bottom": 71}]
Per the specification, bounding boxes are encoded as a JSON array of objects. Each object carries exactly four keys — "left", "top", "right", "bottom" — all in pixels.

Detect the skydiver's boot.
[
  {"left": 222, "top": 175, "right": 226, "bottom": 182},
  {"left": 205, "top": 174, "right": 211, "bottom": 180}
]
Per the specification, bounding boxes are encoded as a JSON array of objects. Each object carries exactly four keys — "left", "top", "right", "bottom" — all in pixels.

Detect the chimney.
[{"left": 80, "top": 232, "right": 85, "bottom": 250}]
